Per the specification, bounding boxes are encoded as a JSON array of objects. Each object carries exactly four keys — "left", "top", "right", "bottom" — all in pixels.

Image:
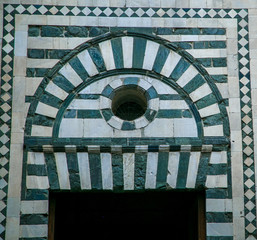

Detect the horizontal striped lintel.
[{"left": 29, "top": 144, "right": 219, "bottom": 153}]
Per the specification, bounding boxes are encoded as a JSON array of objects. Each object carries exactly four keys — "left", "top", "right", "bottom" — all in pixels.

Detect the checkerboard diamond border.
[{"left": 0, "top": 4, "right": 254, "bottom": 239}]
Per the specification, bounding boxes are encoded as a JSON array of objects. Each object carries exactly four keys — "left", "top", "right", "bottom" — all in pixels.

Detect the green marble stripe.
[
  {"left": 207, "top": 164, "right": 228, "bottom": 176},
  {"left": 40, "top": 92, "right": 62, "bottom": 109},
  {"left": 25, "top": 136, "right": 230, "bottom": 150},
  {"left": 122, "top": 121, "right": 136, "bottom": 130},
  {"left": 53, "top": 74, "right": 75, "bottom": 93},
  {"left": 44, "top": 153, "right": 60, "bottom": 190},
  {"left": 132, "top": 37, "right": 147, "bottom": 69},
  {"left": 28, "top": 26, "right": 226, "bottom": 37},
  {"left": 69, "top": 56, "right": 89, "bottom": 81},
  {"left": 195, "top": 152, "right": 211, "bottom": 188},
  {"left": 134, "top": 153, "right": 147, "bottom": 190},
  {"left": 159, "top": 94, "right": 183, "bottom": 100},
  {"left": 157, "top": 110, "right": 183, "bottom": 118},
  {"left": 112, "top": 153, "right": 124, "bottom": 191},
  {"left": 156, "top": 152, "right": 169, "bottom": 189},
  {"left": 66, "top": 153, "right": 81, "bottom": 190},
  {"left": 101, "top": 85, "right": 114, "bottom": 99},
  {"left": 32, "top": 114, "right": 54, "bottom": 126},
  {"left": 111, "top": 37, "right": 124, "bottom": 69},
  {"left": 27, "top": 49, "right": 71, "bottom": 59},
  {"left": 203, "top": 113, "right": 223, "bottom": 126},
  {"left": 211, "top": 75, "right": 228, "bottom": 83},
  {"left": 24, "top": 189, "right": 49, "bottom": 201},
  {"left": 87, "top": 46, "right": 106, "bottom": 72},
  {"left": 27, "top": 49, "right": 44, "bottom": 59},
  {"left": 101, "top": 109, "right": 113, "bottom": 121},
  {"left": 26, "top": 68, "right": 49, "bottom": 77},
  {"left": 124, "top": 77, "right": 139, "bottom": 85},
  {"left": 206, "top": 237, "right": 233, "bottom": 240},
  {"left": 64, "top": 109, "right": 76, "bottom": 118},
  {"left": 144, "top": 109, "right": 157, "bottom": 121},
  {"left": 213, "top": 57, "right": 227, "bottom": 67},
  {"left": 206, "top": 212, "right": 233, "bottom": 223},
  {"left": 27, "top": 165, "right": 47, "bottom": 176},
  {"left": 88, "top": 153, "right": 102, "bottom": 190},
  {"left": 170, "top": 58, "right": 190, "bottom": 81},
  {"left": 152, "top": 45, "right": 170, "bottom": 73},
  {"left": 176, "top": 152, "right": 190, "bottom": 188},
  {"left": 77, "top": 110, "right": 102, "bottom": 118},
  {"left": 20, "top": 214, "right": 48, "bottom": 225},
  {"left": 195, "top": 93, "right": 217, "bottom": 110},
  {"left": 183, "top": 109, "right": 193, "bottom": 118},
  {"left": 77, "top": 94, "right": 100, "bottom": 99},
  {"left": 146, "top": 86, "right": 158, "bottom": 99},
  {"left": 201, "top": 28, "right": 226, "bottom": 35},
  {"left": 193, "top": 41, "right": 226, "bottom": 49},
  {"left": 183, "top": 74, "right": 205, "bottom": 94}
]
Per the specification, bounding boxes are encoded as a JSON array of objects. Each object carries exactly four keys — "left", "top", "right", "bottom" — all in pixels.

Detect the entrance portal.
[{"left": 49, "top": 191, "right": 206, "bottom": 240}]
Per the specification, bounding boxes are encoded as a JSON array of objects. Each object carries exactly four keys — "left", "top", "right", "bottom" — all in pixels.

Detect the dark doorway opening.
[{"left": 49, "top": 191, "right": 206, "bottom": 240}]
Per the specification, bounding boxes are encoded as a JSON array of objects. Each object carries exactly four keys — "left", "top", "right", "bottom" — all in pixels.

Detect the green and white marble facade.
[{"left": 1, "top": 1, "right": 257, "bottom": 240}]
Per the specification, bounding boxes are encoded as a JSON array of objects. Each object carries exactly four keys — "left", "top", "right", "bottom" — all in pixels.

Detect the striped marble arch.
[
  {"left": 25, "top": 32, "right": 229, "bottom": 142},
  {"left": 24, "top": 31, "right": 230, "bottom": 196}
]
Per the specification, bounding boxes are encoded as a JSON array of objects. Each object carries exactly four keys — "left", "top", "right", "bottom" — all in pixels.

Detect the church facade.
[{"left": 0, "top": 0, "right": 257, "bottom": 239}]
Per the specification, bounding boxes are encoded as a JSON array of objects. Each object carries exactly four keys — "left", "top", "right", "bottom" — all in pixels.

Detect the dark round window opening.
[{"left": 112, "top": 86, "right": 147, "bottom": 121}]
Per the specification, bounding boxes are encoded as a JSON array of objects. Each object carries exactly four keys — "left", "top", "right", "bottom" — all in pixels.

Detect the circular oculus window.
[
  {"left": 100, "top": 76, "right": 159, "bottom": 130},
  {"left": 112, "top": 86, "right": 147, "bottom": 121}
]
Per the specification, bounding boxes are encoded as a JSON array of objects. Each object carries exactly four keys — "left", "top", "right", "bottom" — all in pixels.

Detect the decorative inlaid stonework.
[{"left": 0, "top": 2, "right": 255, "bottom": 240}]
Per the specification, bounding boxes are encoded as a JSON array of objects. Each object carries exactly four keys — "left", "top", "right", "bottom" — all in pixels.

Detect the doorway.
[{"left": 49, "top": 191, "right": 206, "bottom": 240}]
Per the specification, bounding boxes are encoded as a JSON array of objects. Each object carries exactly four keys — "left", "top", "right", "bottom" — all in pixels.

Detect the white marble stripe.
[
  {"left": 145, "top": 152, "right": 158, "bottom": 189},
  {"left": 26, "top": 58, "right": 58, "bottom": 68},
  {"left": 35, "top": 102, "right": 58, "bottom": 119},
  {"left": 25, "top": 77, "right": 43, "bottom": 96},
  {"left": 21, "top": 200, "right": 48, "bottom": 214},
  {"left": 14, "top": 30, "right": 27, "bottom": 56},
  {"left": 199, "top": 103, "right": 220, "bottom": 118},
  {"left": 54, "top": 153, "right": 71, "bottom": 190},
  {"left": 159, "top": 100, "right": 189, "bottom": 109},
  {"left": 176, "top": 65, "right": 199, "bottom": 88},
  {"left": 205, "top": 175, "right": 228, "bottom": 188},
  {"left": 166, "top": 152, "right": 180, "bottom": 188},
  {"left": 207, "top": 223, "right": 233, "bottom": 236},
  {"left": 122, "top": 36, "right": 133, "bottom": 68},
  {"left": 189, "top": 83, "right": 212, "bottom": 102},
  {"left": 27, "top": 37, "right": 91, "bottom": 49},
  {"left": 187, "top": 49, "right": 227, "bottom": 58},
  {"left": 186, "top": 152, "right": 201, "bottom": 188},
  {"left": 143, "top": 40, "right": 160, "bottom": 70},
  {"left": 204, "top": 125, "right": 224, "bottom": 136},
  {"left": 160, "top": 50, "right": 181, "bottom": 77},
  {"left": 123, "top": 153, "right": 135, "bottom": 190},
  {"left": 210, "top": 151, "right": 227, "bottom": 164},
  {"left": 59, "top": 63, "right": 83, "bottom": 87},
  {"left": 77, "top": 152, "right": 91, "bottom": 190},
  {"left": 100, "top": 153, "right": 113, "bottom": 190},
  {"left": 26, "top": 176, "right": 49, "bottom": 189},
  {"left": 27, "top": 152, "right": 45, "bottom": 165},
  {"left": 161, "top": 35, "right": 226, "bottom": 42},
  {"left": 67, "top": 99, "right": 99, "bottom": 109},
  {"left": 31, "top": 125, "right": 52, "bottom": 137},
  {"left": 77, "top": 49, "right": 99, "bottom": 76},
  {"left": 205, "top": 67, "right": 228, "bottom": 75},
  {"left": 99, "top": 40, "right": 116, "bottom": 70},
  {"left": 20, "top": 225, "right": 48, "bottom": 238},
  {"left": 206, "top": 199, "right": 233, "bottom": 212},
  {"left": 45, "top": 81, "right": 69, "bottom": 100}
]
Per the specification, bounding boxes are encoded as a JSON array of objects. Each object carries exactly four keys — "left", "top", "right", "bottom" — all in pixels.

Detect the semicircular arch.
[{"left": 25, "top": 31, "right": 229, "bottom": 144}]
